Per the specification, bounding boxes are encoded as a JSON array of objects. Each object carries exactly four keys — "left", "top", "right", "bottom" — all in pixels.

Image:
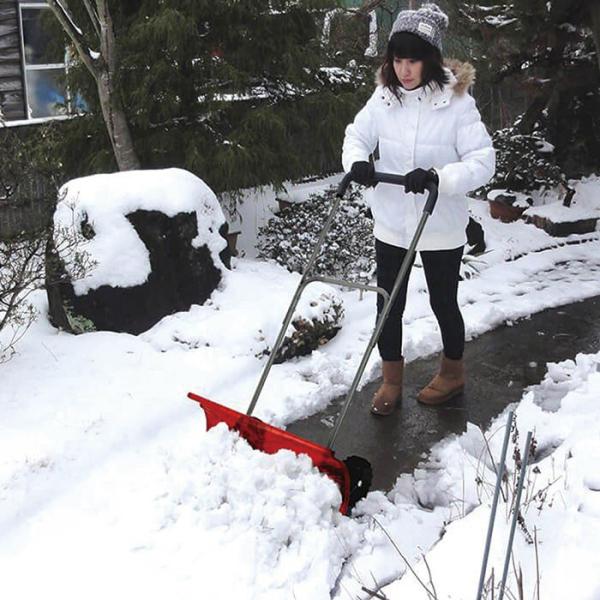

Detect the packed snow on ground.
[
  {"left": 54, "top": 168, "right": 227, "bottom": 295},
  {"left": 2, "top": 172, "right": 600, "bottom": 600},
  {"left": 380, "top": 351, "right": 600, "bottom": 600}
]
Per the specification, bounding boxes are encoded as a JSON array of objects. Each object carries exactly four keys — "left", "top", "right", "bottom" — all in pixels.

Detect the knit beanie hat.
[{"left": 389, "top": 3, "right": 449, "bottom": 53}]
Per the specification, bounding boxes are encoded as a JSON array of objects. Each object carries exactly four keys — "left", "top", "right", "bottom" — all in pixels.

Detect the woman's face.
[{"left": 393, "top": 57, "right": 423, "bottom": 89}]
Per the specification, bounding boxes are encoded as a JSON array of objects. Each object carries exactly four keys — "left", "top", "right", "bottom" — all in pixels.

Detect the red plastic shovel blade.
[{"left": 188, "top": 392, "right": 351, "bottom": 514}]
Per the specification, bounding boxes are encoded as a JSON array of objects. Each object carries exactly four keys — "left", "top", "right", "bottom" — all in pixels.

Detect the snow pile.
[
  {"left": 486, "top": 188, "right": 534, "bottom": 208},
  {"left": 154, "top": 424, "right": 361, "bottom": 600},
  {"left": 378, "top": 351, "right": 600, "bottom": 600},
  {"left": 142, "top": 260, "right": 347, "bottom": 425},
  {"left": 54, "top": 168, "right": 227, "bottom": 295},
  {"left": 3, "top": 172, "right": 600, "bottom": 600},
  {"left": 523, "top": 173, "right": 600, "bottom": 223},
  {"left": 523, "top": 202, "right": 598, "bottom": 223}
]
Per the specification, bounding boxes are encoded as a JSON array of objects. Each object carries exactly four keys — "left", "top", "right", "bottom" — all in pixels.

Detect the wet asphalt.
[{"left": 287, "top": 296, "right": 600, "bottom": 491}]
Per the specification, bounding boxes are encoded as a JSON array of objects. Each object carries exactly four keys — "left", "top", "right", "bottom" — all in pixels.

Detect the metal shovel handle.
[
  {"left": 327, "top": 172, "right": 438, "bottom": 447},
  {"left": 337, "top": 171, "right": 439, "bottom": 214},
  {"left": 247, "top": 171, "right": 439, "bottom": 450}
]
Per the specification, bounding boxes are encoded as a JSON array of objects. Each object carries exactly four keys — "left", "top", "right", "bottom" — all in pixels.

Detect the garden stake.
[
  {"left": 499, "top": 430, "right": 533, "bottom": 600},
  {"left": 476, "top": 410, "right": 514, "bottom": 600}
]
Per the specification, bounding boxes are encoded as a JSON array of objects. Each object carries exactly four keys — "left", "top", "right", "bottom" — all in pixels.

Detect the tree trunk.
[
  {"left": 47, "top": 0, "right": 140, "bottom": 171},
  {"left": 96, "top": 0, "right": 140, "bottom": 171},
  {"left": 590, "top": 0, "right": 600, "bottom": 72},
  {"left": 97, "top": 72, "right": 140, "bottom": 171}
]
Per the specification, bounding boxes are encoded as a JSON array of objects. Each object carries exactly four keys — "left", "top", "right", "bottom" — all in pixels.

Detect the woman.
[{"left": 341, "top": 3, "right": 495, "bottom": 415}]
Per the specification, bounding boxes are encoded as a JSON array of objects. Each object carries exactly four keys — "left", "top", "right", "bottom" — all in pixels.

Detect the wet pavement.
[{"left": 287, "top": 295, "right": 600, "bottom": 491}]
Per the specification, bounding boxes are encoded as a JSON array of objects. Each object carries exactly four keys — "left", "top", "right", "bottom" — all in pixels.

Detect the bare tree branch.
[
  {"left": 83, "top": 0, "right": 101, "bottom": 40},
  {"left": 46, "top": 0, "right": 98, "bottom": 79}
]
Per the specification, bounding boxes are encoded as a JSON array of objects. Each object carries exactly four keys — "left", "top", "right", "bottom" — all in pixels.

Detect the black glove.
[
  {"left": 404, "top": 167, "right": 439, "bottom": 194},
  {"left": 350, "top": 161, "right": 377, "bottom": 187}
]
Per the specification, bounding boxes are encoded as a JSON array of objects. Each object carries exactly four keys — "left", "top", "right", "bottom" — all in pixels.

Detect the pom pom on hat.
[{"left": 420, "top": 3, "right": 449, "bottom": 30}]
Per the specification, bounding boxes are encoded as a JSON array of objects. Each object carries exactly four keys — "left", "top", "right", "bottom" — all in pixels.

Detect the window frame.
[{"left": 17, "top": 1, "right": 73, "bottom": 122}]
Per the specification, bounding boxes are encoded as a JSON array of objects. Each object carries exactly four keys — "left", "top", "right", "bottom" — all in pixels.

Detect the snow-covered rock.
[{"left": 46, "top": 168, "right": 230, "bottom": 334}]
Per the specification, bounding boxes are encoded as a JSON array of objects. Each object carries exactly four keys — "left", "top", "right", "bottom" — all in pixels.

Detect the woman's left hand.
[{"left": 404, "top": 168, "right": 439, "bottom": 194}]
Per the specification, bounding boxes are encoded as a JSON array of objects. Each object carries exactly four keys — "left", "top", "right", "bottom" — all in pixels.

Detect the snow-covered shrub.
[
  {"left": 271, "top": 290, "right": 344, "bottom": 364},
  {"left": 257, "top": 184, "right": 375, "bottom": 282},
  {"left": 481, "top": 125, "right": 564, "bottom": 199},
  {"left": 0, "top": 125, "right": 64, "bottom": 361}
]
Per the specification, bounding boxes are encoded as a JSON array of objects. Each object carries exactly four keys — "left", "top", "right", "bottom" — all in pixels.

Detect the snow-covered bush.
[
  {"left": 481, "top": 125, "right": 564, "bottom": 198},
  {"left": 271, "top": 290, "right": 344, "bottom": 364},
  {"left": 257, "top": 184, "right": 375, "bottom": 282},
  {"left": 0, "top": 125, "right": 64, "bottom": 361}
]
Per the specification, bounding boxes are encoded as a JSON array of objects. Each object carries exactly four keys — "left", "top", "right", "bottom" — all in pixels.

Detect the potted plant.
[{"left": 487, "top": 190, "right": 533, "bottom": 223}]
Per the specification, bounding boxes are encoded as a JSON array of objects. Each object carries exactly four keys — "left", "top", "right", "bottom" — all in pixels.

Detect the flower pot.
[{"left": 488, "top": 199, "right": 526, "bottom": 223}]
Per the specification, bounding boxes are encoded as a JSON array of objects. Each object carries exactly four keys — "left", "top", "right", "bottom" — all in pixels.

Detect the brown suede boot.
[
  {"left": 417, "top": 355, "right": 465, "bottom": 405},
  {"left": 371, "top": 359, "right": 404, "bottom": 416}
]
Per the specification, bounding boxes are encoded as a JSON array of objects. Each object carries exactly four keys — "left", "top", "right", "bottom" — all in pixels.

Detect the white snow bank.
[
  {"left": 523, "top": 202, "right": 599, "bottom": 223},
  {"left": 381, "top": 351, "right": 600, "bottom": 600},
  {"left": 523, "top": 174, "right": 600, "bottom": 223},
  {"left": 54, "top": 168, "right": 227, "bottom": 295},
  {"left": 4, "top": 173, "right": 600, "bottom": 600},
  {"left": 167, "top": 424, "right": 361, "bottom": 599}
]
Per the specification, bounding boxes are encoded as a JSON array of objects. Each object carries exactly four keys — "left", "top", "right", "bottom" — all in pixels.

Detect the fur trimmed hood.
[
  {"left": 375, "top": 58, "right": 476, "bottom": 98},
  {"left": 443, "top": 58, "right": 476, "bottom": 95}
]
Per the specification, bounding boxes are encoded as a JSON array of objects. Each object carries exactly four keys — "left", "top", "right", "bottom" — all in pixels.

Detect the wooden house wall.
[{"left": 0, "top": 0, "right": 26, "bottom": 120}]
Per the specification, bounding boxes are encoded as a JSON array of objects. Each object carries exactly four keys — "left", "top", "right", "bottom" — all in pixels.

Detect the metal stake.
[
  {"left": 476, "top": 410, "right": 514, "bottom": 600},
  {"left": 499, "top": 430, "right": 533, "bottom": 600}
]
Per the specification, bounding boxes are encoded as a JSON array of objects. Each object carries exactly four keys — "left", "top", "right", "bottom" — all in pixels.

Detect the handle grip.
[{"left": 337, "top": 170, "right": 439, "bottom": 215}]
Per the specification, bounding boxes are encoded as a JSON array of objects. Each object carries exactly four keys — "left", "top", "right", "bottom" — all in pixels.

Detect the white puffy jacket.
[{"left": 342, "top": 59, "right": 496, "bottom": 251}]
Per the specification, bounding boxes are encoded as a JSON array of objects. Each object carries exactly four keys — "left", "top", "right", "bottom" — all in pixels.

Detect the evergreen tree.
[
  {"left": 457, "top": 1, "right": 600, "bottom": 179},
  {"left": 47, "top": 0, "right": 141, "bottom": 170},
  {"left": 52, "top": 1, "right": 373, "bottom": 202}
]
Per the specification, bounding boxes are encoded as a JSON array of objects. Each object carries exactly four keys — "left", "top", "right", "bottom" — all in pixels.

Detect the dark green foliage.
[
  {"left": 0, "top": 125, "right": 65, "bottom": 360},
  {"left": 57, "top": 1, "right": 374, "bottom": 196},
  {"left": 272, "top": 297, "right": 344, "bottom": 363},
  {"left": 256, "top": 184, "right": 375, "bottom": 282},
  {"left": 481, "top": 125, "right": 564, "bottom": 196},
  {"left": 456, "top": 0, "right": 600, "bottom": 179},
  {"left": 0, "top": 124, "right": 64, "bottom": 229}
]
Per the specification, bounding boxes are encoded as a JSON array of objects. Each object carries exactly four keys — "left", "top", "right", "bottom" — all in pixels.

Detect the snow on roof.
[{"left": 54, "top": 168, "right": 226, "bottom": 296}]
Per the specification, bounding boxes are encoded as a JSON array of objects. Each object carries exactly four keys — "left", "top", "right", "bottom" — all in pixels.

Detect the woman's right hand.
[{"left": 350, "top": 161, "right": 377, "bottom": 187}]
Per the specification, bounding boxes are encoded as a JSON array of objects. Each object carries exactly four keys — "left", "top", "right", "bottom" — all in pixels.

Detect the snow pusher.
[{"left": 189, "top": 171, "right": 439, "bottom": 514}]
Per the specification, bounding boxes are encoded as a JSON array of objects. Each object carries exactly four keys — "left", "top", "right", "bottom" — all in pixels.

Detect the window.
[{"left": 17, "top": 1, "right": 79, "bottom": 120}]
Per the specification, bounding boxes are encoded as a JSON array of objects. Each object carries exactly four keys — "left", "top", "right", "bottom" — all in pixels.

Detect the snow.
[
  {"left": 484, "top": 15, "right": 518, "bottom": 28},
  {"left": 486, "top": 188, "right": 533, "bottom": 208},
  {"left": 524, "top": 174, "right": 600, "bottom": 223},
  {"left": 382, "top": 351, "right": 600, "bottom": 599},
  {"left": 54, "top": 168, "right": 227, "bottom": 295},
  {"left": 3, "top": 172, "right": 600, "bottom": 599},
  {"left": 524, "top": 202, "right": 598, "bottom": 223},
  {"left": 319, "top": 67, "right": 354, "bottom": 85}
]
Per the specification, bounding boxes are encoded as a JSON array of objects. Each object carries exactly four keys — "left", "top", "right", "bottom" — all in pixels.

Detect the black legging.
[{"left": 375, "top": 239, "right": 465, "bottom": 361}]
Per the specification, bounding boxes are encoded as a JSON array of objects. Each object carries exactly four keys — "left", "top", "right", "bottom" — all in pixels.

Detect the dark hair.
[{"left": 380, "top": 32, "right": 449, "bottom": 103}]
